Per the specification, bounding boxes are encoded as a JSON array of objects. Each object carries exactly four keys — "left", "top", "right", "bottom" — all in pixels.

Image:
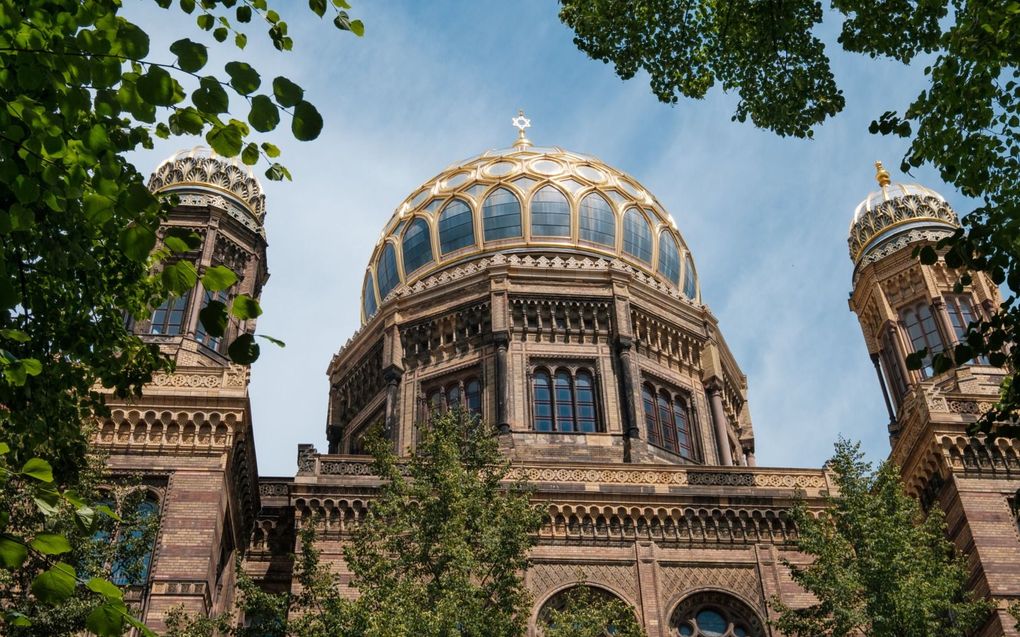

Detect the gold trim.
[{"left": 852, "top": 215, "right": 957, "bottom": 263}]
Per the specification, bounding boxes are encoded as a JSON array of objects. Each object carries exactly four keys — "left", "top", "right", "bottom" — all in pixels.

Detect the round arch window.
[{"left": 670, "top": 592, "right": 763, "bottom": 637}]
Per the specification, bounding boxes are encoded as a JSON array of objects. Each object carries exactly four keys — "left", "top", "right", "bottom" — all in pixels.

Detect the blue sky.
[{"left": 131, "top": 2, "right": 973, "bottom": 476}]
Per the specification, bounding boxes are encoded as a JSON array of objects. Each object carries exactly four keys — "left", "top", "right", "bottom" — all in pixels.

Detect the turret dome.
[
  {"left": 148, "top": 146, "right": 266, "bottom": 235},
  {"left": 848, "top": 161, "right": 959, "bottom": 267},
  {"left": 360, "top": 128, "right": 699, "bottom": 323}
]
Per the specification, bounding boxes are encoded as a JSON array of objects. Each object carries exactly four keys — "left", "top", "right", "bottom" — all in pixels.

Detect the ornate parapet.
[
  {"left": 93, "top": 407, "right": 242, "bottom": 454},
  {"left": 147, "top": 364, "right": 249, "bottom": 392}
]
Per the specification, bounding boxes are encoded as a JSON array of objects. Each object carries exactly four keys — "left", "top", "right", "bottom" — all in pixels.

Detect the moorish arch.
[
  {"left": 667, "top": 590, "right": 765, "bottom": 637},
  {"left": 534, "top": 584, "right": 639, "bottom": 632}
]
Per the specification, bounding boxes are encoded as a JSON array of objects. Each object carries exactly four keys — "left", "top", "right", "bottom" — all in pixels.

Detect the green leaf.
[
  {"left": 20, "top": 358, "right": 41, "bottom": 377},
  {"left": 0, "top": 535, "right": 28, "bottom": 568},
  {"left": 197, "top": 13, "right": 214, "bottom": 30},
  {"left": 309, "top": 0, "right": 327, "bottom": 17},
  {"left": 21, "top": 458, "right": 53, "bottom": 482},
  {"left": 918, "top": 245, "right": 938, "bottom": 265},
  {"left": 31, "top": 562, "right": 76, "bottom": 604},
  {"left": 161, "top": 261, "right": 199, "bottom": 294},
  {"left": 231, "top": 294, "right": 263, "bottom": 319},
  {"left": 272, "top": 76, "right": 304, "bottom": 107},
  {"left": 248, "top": 95, "right": 280, "bottom": 132},
  {"left": 228, "top": 333, "right": 260, "bottom": 364},
  {"left": 199, "top": 301, "right": 228, "bottom": 338},
  {"left": 256, "top": 334, "right": 286, "bottom": 347},
  {"left": 292, "top": 100, "right": 323, "bottom": 141},
  {"left": 206, "top": 121, "right": 244, "bottom": 157},
  {"left": 33, "top": 492, "right": 60, "bottom": 516},
  {"left": 136, "top": 66, "right": 181, "bottom": 106},
  {"left": 87, "top": 577, "right": 124, "bottom": 601},
  {"left": 30, "top": 533, "right": 71, "bottom": 556},
  {"left": 224, "top": 61, "right": 261, "bottom": 95},
  {"left": 95, "top": 504, "right": 121, "bottom": 522},
  {"left": 201, "top": 265, "right": 238, "bottom": 291},
  {"left": 213, "top": 27, "right": 229, "bottom": 42},
  {"left": 6, "top": 611, "right": 31, "bottom": 627},
  {"left": 164, "top": 235, "right": 193, "bottom": 254},
  {"left": 265, "top": 162, "right": 292, "bottom": 181},
  {"left": 241, "top": 142, "right": 259, "bottom": 165},
  {"left": 170, "top": 38, "right": 208, "bottom": 73},
  {"left": 192, "top": 76, "right": 229, "bottom": 114},
  {"left": 235, "top": 32, "right": 248, "bottom": 49},
  {"left": 86, "top": 600, "right": 129, "bottom": 636},
  {"left": 350, "top": 19, "right": 365, "bottom": 36},
  {"left": 119, "top": 225, "right": 158, "bottom": 262},
  {"left": 165, "top": 228, "right": 203, "bottom": 252},
  {"left": 236, "top": 5, "right": 252, "bottom": 22},
  {"left": 261, "top": 142, "right": 281, "bottom": 158},
  {"left": 0, "top": 441, "right": 8, "bottom": 454},
  {"left": 0, "top": 329, "right": 29, "bottom": 342}
]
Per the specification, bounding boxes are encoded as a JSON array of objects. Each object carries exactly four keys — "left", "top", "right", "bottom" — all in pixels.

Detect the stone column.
[
  {"left": 494, "top": 331, "right": 510, "bottom": 434},
  {"left": 382, "top": 365, "right": 402, "bottom": 446},
  {"left": 706, "top": 382, "right": 733, "bottom": 466},
  {"left": 615, "top": 336, "right": 640, "bottom": 439},
  {"left": 870, "top": 353, "right": 897, "bottom": 429}
]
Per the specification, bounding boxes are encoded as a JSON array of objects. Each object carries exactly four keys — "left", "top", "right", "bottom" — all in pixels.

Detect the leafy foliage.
[
  {"left": 0, "top": 0, "right": 361, "bottom": 633},
  {"left": 540, "top": 585, "right": 646, "bottom": 637},
  {"left": 770, "top": 439, "right": 990, "bottom": 636},
  {"left": 559, "top": 0, "right": 1020, "bottom": 431}
]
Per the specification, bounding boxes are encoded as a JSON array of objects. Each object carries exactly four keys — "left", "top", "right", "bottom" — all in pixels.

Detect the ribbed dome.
[
  {"left": 360, "top": 142, "right": 700, "bottom": 323},
  {"left": 148, "top": 146, "right": 266, "bottom": 234},
  {"left": 848, "top": 162, "right": 959, "bottom": 266}
]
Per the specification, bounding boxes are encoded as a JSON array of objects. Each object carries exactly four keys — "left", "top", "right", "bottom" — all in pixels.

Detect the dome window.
[
  {"left": 657, "top": 232, "right": 681, "bottom": 285},
  {"left": 376, "top": 243, "right": 400, "bottom": 300},
  {"left": 438, "top": 199, "right": 475, "bottom": 254},
  {"left": 531, "top": 186, "right": 571, "bottom": 238},
  {"left": 622, "top": 208, "right": 652, "bottom": 263},
  {"left": 401, "top": 218, "right": 434, "bottom": 275},
  {"left": 362, "top": 272, "right": 378, "bottom": 320},
  {"left": 579, "top": 192, "right": 615, "bottom": 247},
  {"left": 682, "top": 254, "right": 697, "bottom": 298},
  {"left": 482, "top": 188, "right": 522, "bottom": 241}
]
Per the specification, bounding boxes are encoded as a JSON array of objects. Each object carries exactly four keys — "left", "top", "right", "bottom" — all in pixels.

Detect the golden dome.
[
  {"left": 360, "top": 142, "right": 700, "bottom": 323},
  {"left": 848, "top": 162, "right": 959, "bottom": 265},
  {"left": 148, "top": 146, "right": 266, "bottom": 235}
]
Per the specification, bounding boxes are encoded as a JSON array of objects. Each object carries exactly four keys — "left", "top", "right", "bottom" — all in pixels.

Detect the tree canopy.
[
  {"left": 0, "top": 0, "right": 361, "bottom": 633},
  {"left": 771, "top": 439, "right": 989, "bottom": 636},
  {"left": 559, "top": 0, "right": 1020, "bottom": 432}
]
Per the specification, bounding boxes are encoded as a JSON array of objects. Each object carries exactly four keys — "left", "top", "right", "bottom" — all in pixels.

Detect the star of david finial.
[{"left": 511, "top": 109, "right": 532, "bottom": 149}]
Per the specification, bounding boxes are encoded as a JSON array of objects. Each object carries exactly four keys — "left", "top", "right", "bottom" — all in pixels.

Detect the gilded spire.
[
  {"left": 511, "top": 109, "right": 532, "bottom": 150},
  {"left": 874, "top": 160, "right": 891, "bottom": 187}
]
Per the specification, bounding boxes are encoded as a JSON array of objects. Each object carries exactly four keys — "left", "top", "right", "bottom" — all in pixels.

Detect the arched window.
[
  {"left": 362, "top": 272, "right": 378, "bottom": 320},
  {"left": 670, "top": 592, "right": 764, "bottom": 637},
  {"left": 401, "top": 218, "right": 433, "bottom": 275},
  {"left": 465, "top": 379, "right": 481, "bottom": 414},
  {"left": 575, "top": 371, "right": 597, "bottom": 433},
  {"left": 579, "top": 192, "right": 615, "bottom": 247},
  {"left": 532, "top": 370, "right": 553, "bottom": 432},
  {"left": 900, "top": 302, "right": 944, "bottom": 378},
  {"left": 195, "top": 288, "right": 228, "bottom": 351},
  {"left": 438, "top": 199, "right": 475, "bottom": 254},
  {"left": 446, "top": 384, "right": 461, "bottom": 409},
  {"left": 642, "top": 381, "right": 698, "bottom": 460},
  {"left": 150, "top": 293, "right": 189, "bottom": 335},
  {"left": 683, "top": 254, "right": 697, "bottom": 298},
  {"left": 554, "top": 370, "right": 575, "bottom": 432},
  {"left": 530, "top": 186, "right": 570, "bottom": 237},
  {"left": 880, "top": 327, "right": 908, "bottom": 406},
  {"left": 423, "top": 375, "right": 482, "bottom": 418},
  {"left": 376, "top": 243, "right": 400, "bottom": 300},
  {"left": 622, "top": 208, "right": 652, "bottom": 262},
  {"left": 482, "top": 188, "right": 522, "bottom": 241},
  {"left": 539, "top": 586, "right": 640, "bottom": 635},
  {"left": 658, "top": 232, "right": 681, "bottom": 284},
  {"left": 944, "top": 294, "right": 989, "bottom": 364},
  {"left": 95, "top": 493, "right": 160, "bottom": 587}
]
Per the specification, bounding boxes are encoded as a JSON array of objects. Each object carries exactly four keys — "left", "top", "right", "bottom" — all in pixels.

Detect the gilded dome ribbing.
[{"left": 360, "top": 143, "right": 700, "bottom": 323}]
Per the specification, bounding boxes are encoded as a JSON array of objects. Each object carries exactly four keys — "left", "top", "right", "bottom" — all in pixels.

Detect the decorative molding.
[
  {"left": 659, "top": 564, "right": 764, "bottom": 612},
  {"left": 529, "top": 561, "right": 639, "bottom": 608},
  {"left": 148, "top": 365, "right": 248, "bottom": 389}
]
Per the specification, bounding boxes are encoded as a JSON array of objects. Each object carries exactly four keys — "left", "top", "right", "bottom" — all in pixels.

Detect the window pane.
[
  {"left": 531, "top": 186, "right": 570, "bottom": 237},
  {"left": 533, "top": 371, "right": 553, "bottom": 432},
  {"left": 682, "top": 254, "right": 697, "bottom": 298},
  {"left": 642, "top": 385, "right": 659, "bottom": 447},
  {"left": 579, "top": 193, "right": 615, "bottom": 246},
  {"left": 482, "top": 188, "right": 522, "bottom": 241},
  {"left": 575, "top": 371, "right": 597, "bottom": 432},
  {"left": 657, "top": 391, "right": 677, "bottom": 453},
  {"left": 195, "top": 289, "right": 227, "bottom": 350},
  {"left": 554, "top": 370, "right": 575, "bottom": 431},
  {"left": 447, "top": 385, "right": 461, "bottom": 409},
  {"left": 673, "top": 398, "right": 692, "bottom": 458},
  {"left": 465, "top": 379, "right": 481, "bottom": 415},
  {"left": 402, "top": 218, "right": 434, "bottom": 274},
  {"left": 377, "top": 243, "right": 400, "bottom": 300},
  {"left": 363, "top": 272, "right": 378, "bottom": 319},
  {"left": 438, "top": 199, "right": 475, "bottom": 254},
  {"left": 622, "top": 209, "right": 652, "bottom": 262},
  {"left": 657, "top": 232, "right": 680, "bottom": 284}
]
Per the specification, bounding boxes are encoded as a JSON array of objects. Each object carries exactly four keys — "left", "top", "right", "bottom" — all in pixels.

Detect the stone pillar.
[
  {"left": 494, "top": 331, "right": 510, "bottom": 434},
  {"left": 382, "top": 365, "right": 402, "bottom": 445},
  {"left": 615, "top": 336, "right": 640, "bottom": 439},
  {"left": 870, "top": 353, "right": 897, "bottom": 431},
  {"left": 706, "top": 382, "right": 733, "bottom": 466}
]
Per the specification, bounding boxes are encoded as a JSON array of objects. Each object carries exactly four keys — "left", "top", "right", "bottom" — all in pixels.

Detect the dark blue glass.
[
  {"left": 402, "top": 218, "right": 434, "bottom": 275},
  {"left": 579, "top": 193, "right": 615, "bottom": 246},
  {"left": 533, "top": 370, "right": 553, "bottom": 431},
  {"left": 362, "top": 272, "right": 378, "bottom": 319},
  {"left": 377, "top": 243, "right": 400, "bottom": 300},
  {"left": 657, "top": 232, "right": 680, "bottom": 284},
  {"left": 623, "top": 209, "right": 652, "bottom": 262},
  {"left": 483, "top": 188, "right": 522, "bottom": 240},
  {"left": 554, "top": 371, "right": 574, "bottom": 431},
  {"left": 438, "top": 199, "right": 475, "bottom": 254},
  {"left": 531, "top": 186, "right": 570, "bottom": 237},
  {"left": 683, "top": 254, "right": 697, "bottom": 298}
]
